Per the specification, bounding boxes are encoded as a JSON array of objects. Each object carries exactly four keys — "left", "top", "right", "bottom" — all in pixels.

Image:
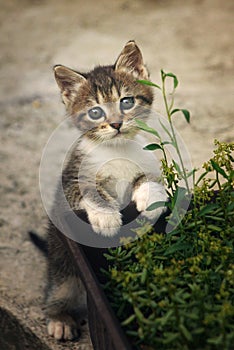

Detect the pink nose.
[{"left": 110, "top": 122, "right": 122, "bottom": 131}]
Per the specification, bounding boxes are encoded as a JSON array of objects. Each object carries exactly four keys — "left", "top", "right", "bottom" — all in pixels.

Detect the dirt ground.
[{"left": 0, "top": 0, "right": 233, "bottom": 349}]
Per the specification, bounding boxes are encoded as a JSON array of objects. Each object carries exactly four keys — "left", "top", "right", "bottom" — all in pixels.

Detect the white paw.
[
  {"left": 47, "top": 318, "right": 78, "bottom": 341},
  {"left": 132, "top": 182, "right": 168, "bottom": 221},
  {"left": 89, "top": 210, "right": 122, "bottom": 236},
  {"left": 80, "top": 199, "right": 122, "bottom": 236}
]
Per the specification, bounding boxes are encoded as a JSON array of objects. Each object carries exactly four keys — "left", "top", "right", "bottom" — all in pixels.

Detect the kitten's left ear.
[{"left": 115, "top": 40, "right": 149, "bottom": 80}]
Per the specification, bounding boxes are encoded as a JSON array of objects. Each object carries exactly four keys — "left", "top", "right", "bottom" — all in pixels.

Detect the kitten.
[{"left": 46, "top": 41, "right": 167, "bottom": 340}]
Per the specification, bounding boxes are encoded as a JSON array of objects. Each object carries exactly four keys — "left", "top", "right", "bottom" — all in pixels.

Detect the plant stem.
[{"left": 161, "top": 73, "right": 190, "bottom": 194}]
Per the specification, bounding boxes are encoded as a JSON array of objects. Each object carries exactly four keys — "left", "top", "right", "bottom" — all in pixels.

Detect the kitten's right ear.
[{"left": 54, "top": 65, "right": 86, "bottom": 107}]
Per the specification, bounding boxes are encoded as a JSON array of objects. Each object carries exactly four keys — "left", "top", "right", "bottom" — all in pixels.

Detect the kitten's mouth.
[
  {"left": 114, "top": 127, "right": 134, "bottom": 138},
  {"left": 114, "top": 130, "right": 124, "bottom": 138}
]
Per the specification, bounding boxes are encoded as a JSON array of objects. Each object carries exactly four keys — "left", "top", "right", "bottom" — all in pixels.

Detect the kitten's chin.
[
  {"left": 119, "top": 128, "right": 138, "bottom": 138},
  {"left": 84, "top": 127, "right": 138, "bottom": 144},
  {"left": 111, "top": 130, "right": 131, "bottom": 140},
  {"left": 107, "top": 130, "right": 139, "bottom": 146}
]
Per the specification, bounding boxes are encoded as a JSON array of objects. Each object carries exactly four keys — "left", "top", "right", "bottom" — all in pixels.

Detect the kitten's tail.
[{"left": 28, "top": 230, "right": 48, "bottom": 257}]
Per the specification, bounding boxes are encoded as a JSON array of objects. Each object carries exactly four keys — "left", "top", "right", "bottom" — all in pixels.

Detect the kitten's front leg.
[
  {"left": 80, "top": 189, "right": 122, "bottom": 237},
  {"left": 132, "top": 175, "right": 168, "bottom": 221}
]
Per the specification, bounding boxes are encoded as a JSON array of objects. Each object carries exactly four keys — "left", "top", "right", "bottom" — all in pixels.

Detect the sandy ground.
[{"left": 0, "top": 0, "right": 233, "bottom": 348}]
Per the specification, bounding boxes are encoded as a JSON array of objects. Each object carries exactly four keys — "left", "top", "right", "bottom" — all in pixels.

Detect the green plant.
[
  {"left": 102, "top": 72, "right": 234, "bottom": 349},
  {"left": 136, "top": 71, "right": 194, "bottom": 231},
  {"left": 136, "top": 70, "right": 191, "bottom": 196}
]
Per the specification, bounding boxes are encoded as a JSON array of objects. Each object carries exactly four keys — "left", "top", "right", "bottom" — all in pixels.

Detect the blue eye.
[
  {"left": 88, "top": 107, "right": 105, "bottom": 120},
  {"left": 120, "top": 96, "right": 135, "bottom": 110}
]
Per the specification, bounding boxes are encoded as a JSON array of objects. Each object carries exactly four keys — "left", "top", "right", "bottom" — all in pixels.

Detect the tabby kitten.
[{"left": 46, "top": 41, "right": 167, "bottom": 340}]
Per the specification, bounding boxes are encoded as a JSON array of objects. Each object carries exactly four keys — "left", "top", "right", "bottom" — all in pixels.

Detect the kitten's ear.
[
  {"left": 115, "top": 41, "right": 149, "bottom": 79},
  {"left": 54, "top": 65, "right": 86, "bottom": 107}
]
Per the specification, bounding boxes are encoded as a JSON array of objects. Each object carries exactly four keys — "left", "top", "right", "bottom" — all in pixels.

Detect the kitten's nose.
[{"left": 110, "top": 122, "right": 122, "bottom": 131}]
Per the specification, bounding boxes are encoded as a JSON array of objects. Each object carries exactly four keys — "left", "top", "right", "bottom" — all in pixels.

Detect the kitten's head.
[{"left": 54, "top": 41, "right": 154, "bottom": 142}]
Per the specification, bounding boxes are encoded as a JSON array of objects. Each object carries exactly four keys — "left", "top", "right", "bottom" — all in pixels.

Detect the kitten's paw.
[
  {"left": 47, "top": 316, "right": 79, "bottom": 341},
  {"left": 132, "top": 182, "right": 168, "bottom": 221},
  {"left": 88, "top": 210, "right": 122, "bottom": 236}
]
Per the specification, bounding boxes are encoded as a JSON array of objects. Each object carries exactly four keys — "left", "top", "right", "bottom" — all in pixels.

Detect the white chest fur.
[
  {"left": 78, "top": 134, "right": 162, "bottom": 203},
  {"left": 80, "top": 135, "right": 161, "bottom": 177}
]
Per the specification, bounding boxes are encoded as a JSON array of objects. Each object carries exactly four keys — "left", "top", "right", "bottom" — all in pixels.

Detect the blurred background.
[{"left": 0, "top": 0, "right": 233, "bottom": 349}]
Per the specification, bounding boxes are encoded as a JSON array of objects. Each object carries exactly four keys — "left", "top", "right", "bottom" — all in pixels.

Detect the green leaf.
[
  {"left": 181, "top": 109, "right": 190, "bottom": 123},
  {"left": 164, "top": 242, "right": 191, "bottom": 256},
  {"left": 171, "top": 108, "right": 190, "bottom": 123},
  {"left": 227, "top": 200, "right": 234, "bottom": 212},
  {"left": 207, "top": 334, "right": 223, "bottom": 345},
  {"left": 171, "top": 108, "right": 180, "bottom": 115},
  {"left": 162, "top": 141, "right": 173, "bottom": 145},
  {"left": 205, "top": 215, "right": 225, "bottom": 222},
  {"left": 210, "top": 159, "right": 229, "bottom": 179},
  {"left": 198, "top": 203, "right": 219, "bottom": 217},
  {"left": 146, "top": 201, "right": 168, "bottom": 211},
  {"left": 207, "top": 224, "right": 222, "bottom": 232},
  {"left": 159, "top": 120, "right": 173, "bottom": 142},
  {"left": 126, "top": 330, "right": 138, "bottom": 337},
  {"left": 135, "top": 119, "right": 160, "bottom": 138},
  {"left": 137, "top": 79, "right": 161, "bottom": 89},
  {"left": 141, "top": 268, "right": 147, "bottom": 284},
  {"left": 143, "top": 143, "right": 162, "bottom": 151},
  {"left": 121, "top": 314, "right": 136, "bottom": 326},
  {"left": 160, "top": 310, "right": 174, "bottom": 326},
  {"left": 229, "top": 170, "right": 234, "bottom": 180},
  {"left": 163, "top": 332, "right": 180, "bottom": 344},
  {"left": 134, "top": 307, "right": 144, "bottom": 322},
  {"left": 165, "top": 72, "right": 179, "bottom": 89},
  {"left": 195, "top": 170, "right": 209, "bottom": 185},
  {"left": 179, "top": 324, "right": 192, "bottom": 341}
]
